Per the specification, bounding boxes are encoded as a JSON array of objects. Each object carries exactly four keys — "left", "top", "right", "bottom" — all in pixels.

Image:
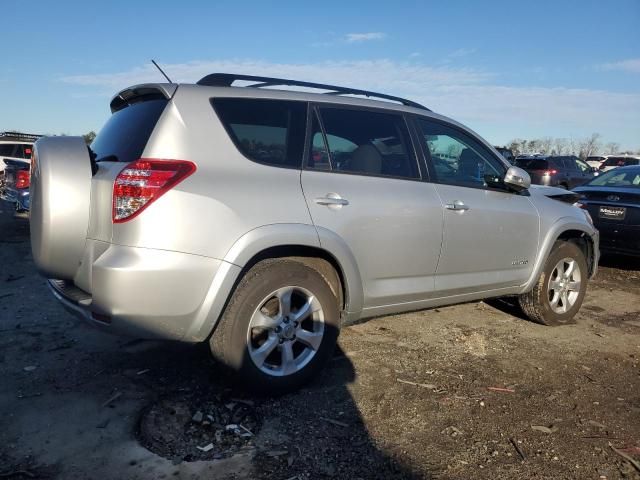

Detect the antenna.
[{"left": 151, "top": 59, "right": 173, "bottom": 83}]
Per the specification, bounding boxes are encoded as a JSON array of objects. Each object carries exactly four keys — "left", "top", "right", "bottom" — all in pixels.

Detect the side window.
[
  {"left": 0, "top": 144, "right": 17, "bottom": 157},
  {"left": 575, "top": 158, "right": 590, "bottom": 172},
  {"left": 416, "top": 118, "right": 505, "bottom": 188},
  {"left": 311, "top": 107, "right": 419, "bottom": 179},
  {"left": 212, "top": 98, "right": 307, "bottom": 168}
]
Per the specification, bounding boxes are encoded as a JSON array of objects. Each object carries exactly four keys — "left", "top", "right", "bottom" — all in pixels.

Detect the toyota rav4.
[{"left": 30, "top": 73, "right": 599, "bottom": 392}]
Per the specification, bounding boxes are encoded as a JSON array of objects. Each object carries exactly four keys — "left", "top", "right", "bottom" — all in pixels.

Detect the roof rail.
[
  {"left": 196, "top": 73, "right": 430, "bottom": 111},
  {"left": 0, "top": 131, "right": 43, "bottom": 142}
]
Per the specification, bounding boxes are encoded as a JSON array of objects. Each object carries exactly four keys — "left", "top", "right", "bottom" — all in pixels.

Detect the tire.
[
  {"left": 209, "top": 258, "right": 341, "bottom": 394},
  {"left": 518, "top": 240, "right": 588, "bottom": 326}
]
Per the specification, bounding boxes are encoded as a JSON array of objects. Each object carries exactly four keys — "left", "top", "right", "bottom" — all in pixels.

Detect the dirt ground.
[{"left": 1, "top": 207, "right": 639, "bottom": 480}]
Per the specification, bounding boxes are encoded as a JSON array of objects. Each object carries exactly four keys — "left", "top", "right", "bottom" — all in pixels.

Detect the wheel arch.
[
  {"left": 521, "top": 218, "right": 599, "bottom": 293},
  {"left": 186, "top": 224, "right": 364, "bottom": 342}
]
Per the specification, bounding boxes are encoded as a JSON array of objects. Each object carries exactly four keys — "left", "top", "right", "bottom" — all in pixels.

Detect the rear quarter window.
[
  {"left": 91, "top": 99, "right": 168, "bottom": 163},
  {"left": 212, "top": 98, "right": 307, "bottom": 168}
]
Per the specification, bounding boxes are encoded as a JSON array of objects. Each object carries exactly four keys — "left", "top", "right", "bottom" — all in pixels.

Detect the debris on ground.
[
  {"left": 101, "top": 392, "right": 122, "bottom": 408},
  {"left": 396, "top": 378, "right": 437, "bottom": 389},
  {"left": 320, "top": 417, "right": 348, "bottom": 427},
  {"left": 486, "top": 386, "right": 515, "bottom": 393},
  {"left": 531, "top": 425, "right": 558, "bottom": 434}
]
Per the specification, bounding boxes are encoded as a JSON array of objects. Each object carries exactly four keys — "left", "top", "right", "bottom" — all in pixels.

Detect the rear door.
[
  {"left": 301, "top": 105, "right": 444, "bottom": 309},
  {"left": 414, "top": 117, "right": 539, "bottom": 294}
]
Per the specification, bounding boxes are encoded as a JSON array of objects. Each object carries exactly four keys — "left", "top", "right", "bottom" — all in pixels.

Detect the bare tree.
[
  {"left": 578, "top": 133, "right": 602, "bottom": 160},
  {"left": 539, "top": 137, "right": 553, "bottom": 154},
  {"left": 553, "top": 138, "right": 569, "bottom": 154},
  {"left": 604, "top": 142, "right": 620, "bottom": 155}
]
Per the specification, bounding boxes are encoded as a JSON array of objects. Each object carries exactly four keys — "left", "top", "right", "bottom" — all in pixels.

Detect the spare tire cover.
[{"left": 30, "top": 136, "right": 92, "bottom": 279}]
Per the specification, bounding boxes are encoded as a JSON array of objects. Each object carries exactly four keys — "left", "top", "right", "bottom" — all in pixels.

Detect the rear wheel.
[
  {"left": 519, "top": 241, "right": 588, "bottom": 325},
  {"left": 209, "top": 258, "right": 340, "bottom": 393}
]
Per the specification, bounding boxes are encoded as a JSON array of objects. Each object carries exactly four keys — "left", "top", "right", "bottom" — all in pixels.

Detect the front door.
[{"left": 414, "top": 117, "right": 540, "bottom": 294}]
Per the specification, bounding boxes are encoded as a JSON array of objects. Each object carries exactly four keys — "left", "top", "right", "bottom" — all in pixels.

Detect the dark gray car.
[{"left": 515, "top": 155, "right": 596, "bottom": 189}]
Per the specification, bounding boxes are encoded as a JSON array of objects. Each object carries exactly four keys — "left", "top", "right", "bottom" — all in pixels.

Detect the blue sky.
[{"left": 2, "top": 0, "right": 639, "bottom": 150}]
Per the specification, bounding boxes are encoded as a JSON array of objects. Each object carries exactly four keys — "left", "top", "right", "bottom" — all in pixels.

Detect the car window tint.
[
  {"left": 590, "top": 168, "right": 640, "bottom": 187},
  {"left": 92, "top": 99, "right": 168, "bottom": 163},
  {"left": 0, "top": 144, "right": 17, "bottom": 157},
  {"left": 575, "top": 159, "right": 590, "bottom": 172},
  {"left": 213, "top": 98, "right": 307, "bottom": 168},
  {"left": 314, "top": 107, "right": 419, "bottom": 179},
  {"left": 416, "top": 118, "right": 505, "bottom": 188},
  {"left": 515, "top": 158, "right": 549, "bottom": 170}
]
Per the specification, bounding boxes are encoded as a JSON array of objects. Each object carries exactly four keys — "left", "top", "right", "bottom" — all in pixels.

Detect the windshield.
[{"left": 588, "top": 167, "right": 640, "bottom": 187}]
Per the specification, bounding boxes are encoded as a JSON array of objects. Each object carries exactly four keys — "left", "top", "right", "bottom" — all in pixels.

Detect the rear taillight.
[
  {"left": 542, "top": 169, "right": 558, "bottom": 176},
  {"left": 16, "top": 170, "right": 30, "bottom": 189},
  {"left": 113, "top": 159, "right": 196, "bottom": 223}
]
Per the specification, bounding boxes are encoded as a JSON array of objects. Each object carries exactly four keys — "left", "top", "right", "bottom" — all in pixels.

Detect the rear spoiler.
[{"left": 110, "top": 83, "right": 178, "bottom": 113}]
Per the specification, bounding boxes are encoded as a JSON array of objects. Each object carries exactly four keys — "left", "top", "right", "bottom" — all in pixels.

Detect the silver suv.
[{"left": 30, "top": 74, "right": 599, "bottom": 392}]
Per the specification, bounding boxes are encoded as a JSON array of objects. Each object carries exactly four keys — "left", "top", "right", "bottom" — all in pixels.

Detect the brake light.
[
  {"left": 543, "top": 169, "right": 558, "bottom": 175},
  {"left": 113, "top": 159, "right": 196, "bottom": 223},
  {"left": 16, "top": 170, "right": 30, "bottom": 189}
]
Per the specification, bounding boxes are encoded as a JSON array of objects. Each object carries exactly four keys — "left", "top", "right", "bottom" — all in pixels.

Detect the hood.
[{"left": 528, "top": 184, "right": 580, "bottom": 204}]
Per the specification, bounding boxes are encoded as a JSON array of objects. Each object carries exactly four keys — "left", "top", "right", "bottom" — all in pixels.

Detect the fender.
[
  {"left": 520, "top": 216, "right": 599, "bottom": 293},
  {"left": 184, "top": 223, "right": 364, "bottom": 341}
]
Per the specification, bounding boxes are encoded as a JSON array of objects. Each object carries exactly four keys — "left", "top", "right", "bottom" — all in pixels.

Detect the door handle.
[
  {"left": 445, "top": 200, "right": 469, "bottom": 212},
  {"left": 315, "top": 194, "right": 349, "bottom": 207}
]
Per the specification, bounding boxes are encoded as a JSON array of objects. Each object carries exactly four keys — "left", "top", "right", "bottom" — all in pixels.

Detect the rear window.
[
  {"left": 91, "top": 99, "right": 168, "bottom": 162},
  {"left": 589, "top": 167, "right": 640, "bottom": 187},
  {"left": 515, "top": 158, "right": 549, "bottom": 170},
  {"left": 212, "top": 98, "right": 307, "bottom": 168},
  {"left": 0, "top": 144, "right": 17, "bottom": 157},
  {"left": 602, "top": 156, "right": 640, "bottom": 167}
]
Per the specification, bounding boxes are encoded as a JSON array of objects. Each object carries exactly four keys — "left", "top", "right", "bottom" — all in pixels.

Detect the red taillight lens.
[
  {"left": 113, "top": 159, "right": 196, "bottom": 223},
  {"left": 543, "top": 169, "right": 558, "bottom": 175},
  {"left": 16, "top": 170, "right": 30, "bottom": 189}
]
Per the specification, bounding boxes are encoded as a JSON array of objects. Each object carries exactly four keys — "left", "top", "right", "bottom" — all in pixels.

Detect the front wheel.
[
  {"left": 518, "top": 240, "right": 588, "bottom": 325},
  {"left": 209, "top": 258, "right": 340, "bottom": 393}
]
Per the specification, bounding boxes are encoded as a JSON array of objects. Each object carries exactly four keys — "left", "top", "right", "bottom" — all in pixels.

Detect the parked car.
[
  {"left": 585, "top": 155, "right": 608, "bottom": 169},
  {"left": 0, "top": 159, "right": 31, "bottom": 216},
  {"left": 574, "top": 165, "right": 640, "bottom": 257},
  {"left": 598, "top": 155, "right": 640, "bottom": 173},
  {"left": 30, "top": 73, "right": 599, "bottom": 392},
  {"left": 0, "top": 132, "right": 40, "bottom": 216},
  {"left": 494, "top": 146, "right": 515, "bottom": 164},
  {"left": 514, "top": 155, "right": 595, "bottom": 189},
  {"left": 0, "top": 131, "right": 39, "bottom": 174}
]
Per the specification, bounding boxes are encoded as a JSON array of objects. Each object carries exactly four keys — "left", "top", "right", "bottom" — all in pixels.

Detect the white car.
[
  {"left": 598, "top": 155, "right": 640, "bottom": 173},
  {"left": 0, "top": 132, "right": 40, "bottom": 174}
]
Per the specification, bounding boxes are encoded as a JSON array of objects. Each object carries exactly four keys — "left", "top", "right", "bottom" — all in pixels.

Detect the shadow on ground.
[{"left": 0, "top": 209, "right": 429, "bottom": 479}]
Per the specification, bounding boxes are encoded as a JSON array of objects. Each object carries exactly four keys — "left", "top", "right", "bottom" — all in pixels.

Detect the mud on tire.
[{"left": 519, "top": 240, "right": 588, "bottom": 326}]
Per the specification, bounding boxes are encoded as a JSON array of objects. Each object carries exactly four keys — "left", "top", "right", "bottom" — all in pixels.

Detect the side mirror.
[{"left": 504, "top": 166, "right": 531, "bottom": 192}]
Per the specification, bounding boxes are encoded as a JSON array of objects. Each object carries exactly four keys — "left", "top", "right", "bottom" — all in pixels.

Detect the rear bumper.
[{"left": 48, "top": 243, "right": 240, "bottom": 342}]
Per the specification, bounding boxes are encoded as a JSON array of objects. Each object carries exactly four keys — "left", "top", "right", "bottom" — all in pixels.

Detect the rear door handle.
[
  {"left": 315, "top": 193, "right": 349, "bottom": 207},
  {"left": 445, "top": 200, "right": 470, "bottom": 212}
]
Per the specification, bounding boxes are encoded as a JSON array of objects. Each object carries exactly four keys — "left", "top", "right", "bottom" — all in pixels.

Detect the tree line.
[{"left": 505, "top": 133, "right": 639, "bottom": 159}]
